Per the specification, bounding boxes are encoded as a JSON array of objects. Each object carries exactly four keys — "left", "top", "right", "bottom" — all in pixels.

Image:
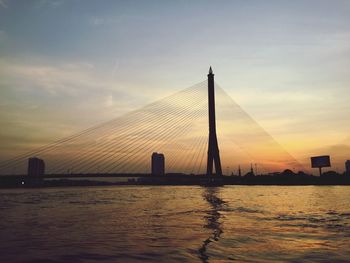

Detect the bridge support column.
[{"left": 206, "top": 67, "right": 223, "bottom": 176}]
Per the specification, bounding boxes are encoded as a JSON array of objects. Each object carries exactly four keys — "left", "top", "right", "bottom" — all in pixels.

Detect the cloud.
[
  {"left": 0, "top": 60, "right": 111, "bottom": 97},
  {"left": 0, "top": 57, "right": 189, "bottom": 137},
  {"left": 0, "top": 30, "right": 7, "bottom": 43},
  {"left": 105, "top": 95, "right": 113, "bottom": 107},
  {"left": 89, "top": 16, "right": 123, "bottom": 26},
  {"left": 88, "top": 14, "right": 157, "bottom": 27},
  {"left": 111, "top": 59, "right": 120, "bottom": 76},
  {"left": 34, "top": 0, "right": 64, "bottom": 9},
  {"left": 90, "top": 17, "right": 107, "bottom": 26},
  {"left": 0, "top": 58, "right": 151, "bottom": 159},
  {"left": 317, "top": 144, "right": 350, "bottom": 158},
  {"left": 0, "top": 0, "right": 7, "bottom": 8}
]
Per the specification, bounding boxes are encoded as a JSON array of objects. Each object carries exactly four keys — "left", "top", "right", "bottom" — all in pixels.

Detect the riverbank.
[{"left": 1, "top": 174, "right": 350, "bottom": 188}]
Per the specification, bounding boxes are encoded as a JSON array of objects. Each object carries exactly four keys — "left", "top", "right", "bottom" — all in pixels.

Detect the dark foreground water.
[{"left": 0, "top": 186, "right": 350, "bottom": 263}]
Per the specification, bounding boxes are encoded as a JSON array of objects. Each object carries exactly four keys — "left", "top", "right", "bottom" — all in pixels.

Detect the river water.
[{"left": 0, "top": 186, "right": 349, "bottom": 262}]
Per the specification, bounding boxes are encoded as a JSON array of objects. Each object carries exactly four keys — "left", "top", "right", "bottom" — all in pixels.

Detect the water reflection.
[
  {"left": 199, "top": 187, "right": 226, "bottom": 262},
  {"left": 1, "top": 186, "right": 350, "bottom": 262}
]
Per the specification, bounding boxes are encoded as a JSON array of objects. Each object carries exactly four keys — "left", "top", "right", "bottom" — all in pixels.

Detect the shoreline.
[{"left": 1, "top": 175, "right": 350, "bottom": 188}]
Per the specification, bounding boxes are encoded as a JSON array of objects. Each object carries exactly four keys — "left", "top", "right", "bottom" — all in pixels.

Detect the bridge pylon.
[{"left": 206, "top": 67, "right": 223, "bottom": 176}]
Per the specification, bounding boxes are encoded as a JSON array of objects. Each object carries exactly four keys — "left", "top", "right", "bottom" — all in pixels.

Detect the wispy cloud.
[
  {"left": 0, "top": 0, "right": 7, "bottom": 8},
  {"left": 105, "top": 94, "right": 113, "bottom": 107},
  {"left": 0, "top": 30, "right": 7, "bottom": 43},
  {"left": 0, "top": 58, "right": 152, "bottom": 158},
  {"left": 34, "top": 0, "right": 64, "bottom": 9}
]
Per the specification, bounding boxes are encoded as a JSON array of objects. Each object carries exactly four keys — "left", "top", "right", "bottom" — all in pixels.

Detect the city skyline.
[{"left": 1, "top": 1, "right": 350, "bottom": 173}]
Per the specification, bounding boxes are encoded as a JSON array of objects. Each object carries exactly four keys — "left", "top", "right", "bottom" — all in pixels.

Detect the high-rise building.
[
  {"left": 345, "top": 160, "right": 350, "bottom": 176},
  {"left": 151, "top": 152, "right": 165, "bottom": 176},
  {"left": 28, "top": 157, "right": 45, "bottom": 177}
]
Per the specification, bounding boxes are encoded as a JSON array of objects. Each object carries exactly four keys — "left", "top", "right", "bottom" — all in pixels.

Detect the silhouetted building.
[
  {"left": 27, "top": 157, "right": 45, "bottom": 177},
  {"left": 346, "top": 160, "right": 350, "bottom": 176},
  {"left": 151, "top": 152, "right": 165, "bottom": 176}
]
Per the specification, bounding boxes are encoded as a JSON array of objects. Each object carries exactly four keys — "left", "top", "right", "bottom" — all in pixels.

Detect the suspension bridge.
[{"left": 0, "top": 68, "right": 304, "bottom": 178}]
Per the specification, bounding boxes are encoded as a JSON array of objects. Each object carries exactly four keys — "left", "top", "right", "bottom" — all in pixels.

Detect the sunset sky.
[{"left": 1, "top": 0, "right": 350, "bottom": 173}]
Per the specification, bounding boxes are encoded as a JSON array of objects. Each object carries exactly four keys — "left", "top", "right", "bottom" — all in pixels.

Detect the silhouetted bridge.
[{"left": 0, "top": 68, "right": 304, "bottom": 178}]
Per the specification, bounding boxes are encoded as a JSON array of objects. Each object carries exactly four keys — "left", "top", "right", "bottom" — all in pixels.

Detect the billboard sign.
[{"left": 311, "top": 155, "right": 331, "bottom": 168}]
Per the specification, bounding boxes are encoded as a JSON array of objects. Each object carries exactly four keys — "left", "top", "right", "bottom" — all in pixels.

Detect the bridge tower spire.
[{"left": 206, "top": 66, "right": 223, "bottom": 176}]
